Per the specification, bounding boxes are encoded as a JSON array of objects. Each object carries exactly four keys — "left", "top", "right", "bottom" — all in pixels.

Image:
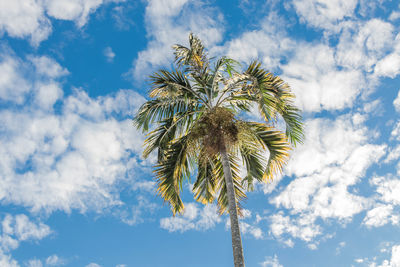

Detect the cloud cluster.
[
  {"left": 269, "top": 115, "right": 386, "bottom": 245},
  {"left": 160, "top": 203, "right": 222, "bottom": 232},
  {"left": 0, "top": 0, "right": 122, "bottom": 46},
  {"left": 375, "top": 245, "right": 400, "bottom": 267},
  {"left": 0, "top": 214, "right": 52, "bottom": 267},
  {"left": 260, "top": 254, "right": 283, "bottom": 267},
  {"left": 221, "top": 12, "right": 294, "bottom": 72},
  {"left": 282, "top": 43, "right": 364, "bottom": 112},
  {"left": 0, "top": 46, "right": 147, "bottom": 214},
  {"left": 290, "top": 0, "right": 357, "bottom": 31}
]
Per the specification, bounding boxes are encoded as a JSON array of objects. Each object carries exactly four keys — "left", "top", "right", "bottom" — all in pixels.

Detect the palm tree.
[{"left": 133, "top": 34, "right": 303, "bottom": 267}]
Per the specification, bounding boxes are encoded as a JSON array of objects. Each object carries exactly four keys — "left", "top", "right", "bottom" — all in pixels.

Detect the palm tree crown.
[{"left": 133, "top": 33, "right": 303, "bottom": 266}]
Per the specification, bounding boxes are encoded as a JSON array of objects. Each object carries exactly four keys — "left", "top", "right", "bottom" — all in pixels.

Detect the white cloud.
[
  {"left": 0, "top": 0, "right": 51, "bottom": 46},
  {"left": 131, "top": 181, "right": 156, "bottom": 192},
  {"left": 374, "top": 245, "right": 400, "bottom": 267},
  {"left": 394, "top": 90, "right": 400, "bottom": 112},
  {"left": 43, "top": 0, "right": 105, "bottom": 27},
  {"left": 131, "top": 0, "right": 224, "bottom": 79},
  {"left": 0, "top": 0, "right": 122, "bottom": 46},
  {"left": 355, "top": 258, "right": 364, "bottom": 263},
  {"left": 281, "top": 44, "right": 364, "bottom": 112},
  {"left": 238, "top": 221, "right": 263, "bottom": 239},
  {"left": 45, "top": 255, "right": 66, "bottom": 266},
  {"left": 0, "top": 252, "right": 19, "bottom": 267},
  {"left": 224, "top": 209, "right": 264, "bottom": 240},
  {"left": 269, "top": 212, "right": 321, "bottom": 243},
  {"left": 260, "top": 254, "right": 283, "bottom": 267},
  {"left": 26, "top": 259, "right": 43, "bottom": 267},
  {"left": 104, "top": 47, "right": 116, "bottom": 62},
  {"left": 373, "top": 32, "right": 400, "bottom": 78},
  {"left": 0, "top": 214, "right": 51, "bottom": 267},
  {"left": 389, "top": 11, "right": 400, "bottom": 21},
  {"left": 86, "top": 263, "right": 101, "bottom": 267},
  {"left": 220, "top": 12, "right": 294, "bottom": 72},
  {"left": 375, "top": 55, "right": 400, "bottom": 79},
  {"left": 370, "top": 176, "right": 400, "bottom": 206},
  {"left": 363, "top": 204, "right": 399, "bottom": 228},
  {"left": 160, "top": 203, "right": 221, "bottom": 232},
  {"left": 29, "top": 56, "right": 69, "bottom": 79},
  {"left": 0, "top": 50, "right": 31, "bottom": 104},
  {"left": 285, "top": 116, "right": 384, "bottom": 181},
  {"left": 270, "top": 116, "right": 386, "bottom": 244},
  {"left": 0, "top": 48, "right": 148, "bottom": 214},
  {"left": 336, "top": 19, "right": 395, "bottom": 76},
  {"left": 0, "top": 49, "right": 67, "bottom": 107},
  {"left": 118, "top": 196, "right": 158, "bottom": 226},
  {"left": 336, "top": 241, "right": 346, "bottom": 255},
  {"left": 374, "top": 52, "right": 400, "bottom": 79},
  {"left": 391, "top": 121, "right": 400, "bottom": 141},
  {"left": 13, "top": 215, "right": 51, "bottom": 241},
  {"left": 290, "top": 0, "right": 357, "bottom": 30}
]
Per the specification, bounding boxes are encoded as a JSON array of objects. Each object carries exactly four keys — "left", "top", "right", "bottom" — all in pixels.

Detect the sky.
[{"left": 1, "top": 0, "right": 400, "bottom": 266}]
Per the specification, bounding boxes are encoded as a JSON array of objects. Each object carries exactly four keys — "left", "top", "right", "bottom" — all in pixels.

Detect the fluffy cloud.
[
  {"left": 0, "top": 0, "right": 51, "bottom": 46},
  {"left": 0, "top": 214, "right": 51, "bottom": 267},
  {"left": 225, "top": 209, "right": 264, "bottom": 239},
  {"left": 26, "top": 259, "right": 43, "bottom": 267},
  {"left": 375, "top": 245, "right": 400, "bottom": 267},
  {"left": 160, "top": 203, "right": 221, "bottom": 232},
  {"left": 160, "top": 202, "right": 265, "bottom": 239},
  {"left": 45, "top": 255, "right": 66, "bottom": 266},
  {"left": 260, "top": 254, "right": 283, "bottom": 267},
  {"left": 0, "top": 0, "right": 122, "bottom": 46},
  {"left": 0, "top": 47, "right": 147, "bottom": 214},
  {"left": 336, "top": 19, "right": 395, "bottom": 72},
  {"left": 370, "top": 176, "right": 400, "bottom": 207},
  {"left": 290, "top": 0, "right": 357, "bottom": 30},
  {"left": 118, "top": 196, "right": 158, "bottom": 226},
  {"left": 281, "top": 44, "right": 364, "bottom": 112},
  {"left": 269, "top": 212, "right": 321, "bottom": 244},
  {"left": 363, "top": 204, "right": 399, "bottom": 228},
  {"left": 221, "top": 13, "right": 294, "bottom": 72},
  {"left": 374, "top": 33, "right": 400, "bottom": 78},
  {"left": 0, "top": 49, "right": 31, "bottom": 104},
  {"left": 393, "top": 90, "right": 400, "bottom": 112},
  {"left": 103, "top": 47, "right": 116, "bottom": 62},
  {"left": 131, "top": 0, "right": 224, "bottom": 79},
  {"left": 270, "top": 115, "right": 386, "bottom": 245},
  {"left": 44, "top": 0, "right": 103, "bottom": 27}
]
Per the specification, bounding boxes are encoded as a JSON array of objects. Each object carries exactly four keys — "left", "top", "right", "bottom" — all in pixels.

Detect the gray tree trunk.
[{"left": 220, "top": 142, "right": 245, "bottom": 267}]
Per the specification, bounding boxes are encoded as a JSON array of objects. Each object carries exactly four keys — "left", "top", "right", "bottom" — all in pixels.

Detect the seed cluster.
[{"left": 191, "top": 107, "right": 239, "bottom": 156}]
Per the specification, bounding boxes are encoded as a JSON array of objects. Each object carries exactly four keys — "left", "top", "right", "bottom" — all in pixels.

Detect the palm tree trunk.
[{"left": 220, "top": 141, "right": 245, "bottom": 267}]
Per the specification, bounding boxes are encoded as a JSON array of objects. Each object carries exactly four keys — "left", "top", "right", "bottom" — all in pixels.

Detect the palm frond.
[
  {"left": 192, "top": 152, "right": 217, "bottom": 204},
  {"left": 225, "top": 61, "right": 304, "bottom": 145},
  {"left": 155, "top": 136, "right": 191, "bottom": 215},
  {"left": 244, "top": 122, "right": 291, "bottom": 181},
  {"left": 149, "top": 69, "right": 202, "bottom": 101},
  {"left": 173, "top": 33, "right": 208, "bottom": 70},
  {"left": 239, "top": 147, "right": 266, "bottom": 191},
  {"left": 133, "top": 97, "right": 198, "bottom": 133}
]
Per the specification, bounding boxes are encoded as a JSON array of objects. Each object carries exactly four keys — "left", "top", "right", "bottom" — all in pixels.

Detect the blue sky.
[{"left": 1, "top": 0, "right": 400, "bottom": 266}]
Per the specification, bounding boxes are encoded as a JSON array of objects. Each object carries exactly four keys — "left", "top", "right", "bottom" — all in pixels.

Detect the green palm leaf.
[{"left": 154, "top": 136, "right": 191, "bottom": 215}]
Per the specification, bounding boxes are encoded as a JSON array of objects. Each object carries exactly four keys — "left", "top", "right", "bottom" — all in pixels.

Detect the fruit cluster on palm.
[{"left": 133, "top": 34, "right": 303, "bottom": 267}]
